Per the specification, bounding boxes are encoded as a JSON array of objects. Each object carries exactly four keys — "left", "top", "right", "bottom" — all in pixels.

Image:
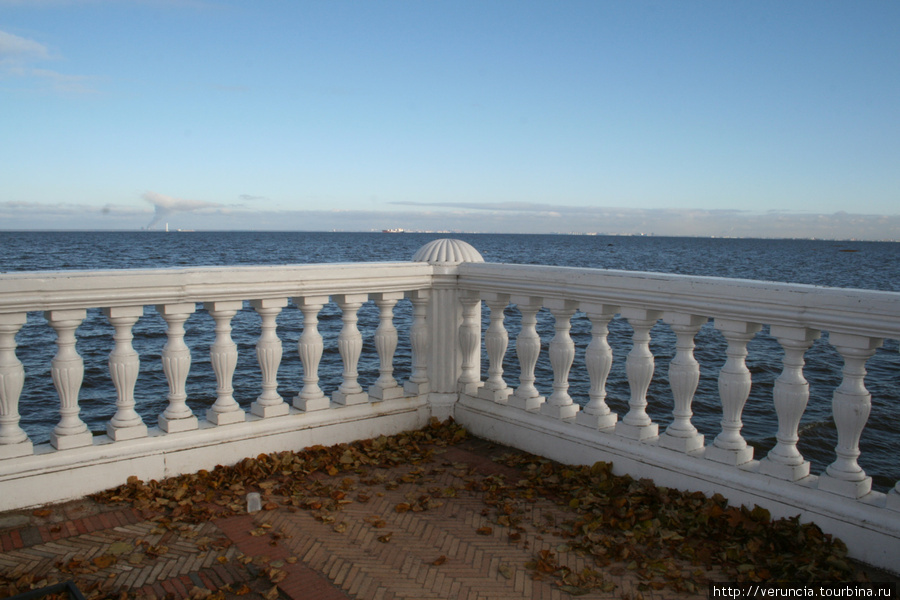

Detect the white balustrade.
[
  {"left": 615, "top": 308, "right": 662, "bottom": 440},
  {"left": 0, "top": 313, "right": 31, "bottom": 458},
  {"left": 369, "top": 292, "right": 404, "bottom": 401},
  {"left": 705, "top": 319, "right": 761, "bottom": 465},
  {"left": 103, "top": 306, "right": 148, "bottom": 441},
  {"left": 332, "top": 294, "right": 368, "bottom": 406},
  {"left": 47, "top": 309, "right": 93, "bottom": 450},
  {"left": 818, "top": 333, "right": 882, "bottom": 498},
  {"left": 204, "top": 301, "right": 246, "bottom": 425},
  {"left": 478, "top": 293, "right": 511, "bottom": 403},
  {"left": 541, "top": 299, "right": 578, "bottom": 419},
  {"left": 658, "top": 313, "right": 706, "bottom": 452},
  {"left": 507, "top": 297, "right": 545, "bottom": 411},
  {"left": 575, "top": 303, "right": 617, "bottom": 430},
  {"left": 251, "top": 298, "right": 289, "bottom": 418},
  {"left": 759, "top": 325, "right": 819, "bottom": 480},
  {"left": 458, "top": 292, "right": 483, "bottom": 396},
  {"left": 403, "top": 289, "right": 431, "bottom": 395},
  {"left": 157, "top": 303, "right": 199, "bottom": 433},
  {"left": 293, "top": 296, "right": 329, "bottom": 411}
]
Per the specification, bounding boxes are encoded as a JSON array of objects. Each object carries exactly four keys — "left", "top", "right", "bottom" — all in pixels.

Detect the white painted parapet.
[
  {"left": 452, "top": 260, "right": 900, "bottom": 573},
  {"left": 0, "top": 262, "right": 435, "bottom": 512}
]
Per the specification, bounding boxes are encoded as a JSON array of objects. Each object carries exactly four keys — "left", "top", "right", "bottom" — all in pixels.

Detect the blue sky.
[{"left": 1, "top": 0, "right": 898, "bottom": 238}]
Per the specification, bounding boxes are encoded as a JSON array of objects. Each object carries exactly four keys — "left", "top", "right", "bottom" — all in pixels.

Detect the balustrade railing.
[
  {"left": 1, "top": 240, "right": 899, "bottom": 573},
  {"left": 452, "top": 260, "right": 900, "bottom": 571}
]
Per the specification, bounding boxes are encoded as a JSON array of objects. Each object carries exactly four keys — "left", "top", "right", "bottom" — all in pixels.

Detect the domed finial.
[{"left": 413, "top": 239, "right": 484, "bottom": 265}]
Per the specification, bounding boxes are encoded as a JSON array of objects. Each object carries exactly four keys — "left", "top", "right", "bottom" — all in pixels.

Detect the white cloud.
[
  {"left": 0, "top": 30, "right": 51, "bottom": 63},
  {"left": 0, "top": 29, "right": 98, "bottom": 94},
  {"left": 142, "top": 191, "right": 225, "bottom": 229}
]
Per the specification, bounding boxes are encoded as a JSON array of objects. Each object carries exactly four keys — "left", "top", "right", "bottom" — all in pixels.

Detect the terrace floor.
[{"left": 1, "top": 429, "right": 896, "bottom": 600}]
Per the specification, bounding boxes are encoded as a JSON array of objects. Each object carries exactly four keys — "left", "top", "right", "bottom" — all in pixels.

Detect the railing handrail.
[
  {"left": 459, "top": 262, "right": 900, "bottom": 338},
  {"left": 0, "top": 262, "right": 433, "bottom": 313}
]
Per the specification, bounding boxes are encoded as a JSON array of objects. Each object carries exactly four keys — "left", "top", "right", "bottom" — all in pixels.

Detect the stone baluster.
[
  {"left": 759, "top": 325, "right": 820, "bottom": 480},
  {"left": 507, "top": 297, "right": 545, "bottom": 411},
  {"left": 576, "top": 303, "right": 618, "bottom": 430},
  {"left": 332, "top": 294, "right": 369, "bottom": 405},
  {"left": 204, "top": 301, "right": 246, "bottom": 425},
  {"left": 369, "top": 292, "right": 404, "bottom": 401},
  {"left": 658, "top": 313, "right": 707, "bottom": 452},
  {"left": 103, "top": 306, "right": 148, "bottom": 441},
  {"left": 156, "top": 303, "right": 199, "bottom": 433},
  {"left": 541, "top": 300, "right": 578, "bottom": 419},
  {"left": 705, "top": 319, "right": 761, "bottom": 465},
  {"left": 0, "top": 313, "right": 32, "bottom": 458},
  {"left": 458, "top": 291, "right": 483, "bottom": 396},
  {"left": 478, "top": 293, "right": 511, "bottom": 403},
  {"left": 818, "top": 333, "right": 882, "bottom": 498},
  {"left": 250, "top": 298, "right": 289, "bottom": 418},
  {"left": 615, "top": 308, "right": 662, "bottom": 440},
  {"left": 46, "top": 309, "right": 93, "bottom": 450},
  {"left": 403, "top": 290, "right": 431, "bottom": 396},
  {"left": 293, "top": 296, "right": 330, "bottom": 411}
]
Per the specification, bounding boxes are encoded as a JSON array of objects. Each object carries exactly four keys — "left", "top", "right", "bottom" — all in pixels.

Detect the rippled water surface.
[{"left": 2, "top": 231, "right": 898, "bottom": 491}]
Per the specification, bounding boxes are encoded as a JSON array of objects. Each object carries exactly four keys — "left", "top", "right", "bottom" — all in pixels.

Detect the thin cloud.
[
  {"left": 0, "top": 29, "right": 98, "bottom": 94},
  {"left": 0, "top": 30, "right": 51, "bottom": 62},
  {"left": 142, "top": 191, "right": 224, "bottom": 229}
]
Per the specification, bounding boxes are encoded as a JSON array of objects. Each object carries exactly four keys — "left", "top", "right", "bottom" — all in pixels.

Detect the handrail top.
[
  {"left": 460, "top": 261, "right": 900, "bottom": 339},
  {"left": 0, "top": 261, "right": 434, "bottom": 314}
]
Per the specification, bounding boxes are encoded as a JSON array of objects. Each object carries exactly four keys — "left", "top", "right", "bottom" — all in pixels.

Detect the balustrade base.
[
  {"left": 758, "top": 458, "right": 810, "bottom": 481},
  {"left": 477, "top": 387, "right": 511, "bottom": 403},
  {"left": 458, "top": 381, "right": 483, "bottom": 396},
  {"left": 293, "top": 395, "right": 331, "bottom": 412},
  {"left": 369, "top": 385, "right": 405, "bottom": 401},
  {"left": 659, "top": 432, "right": 705, "bottom": 453},
  {"left": 540, "top": 403, "right": 579, "bottom": 420},
  {"left": 106, "top": 423, "right": 148, "bottom": 442},
  {"left": 0, "top": 440, "right": 33, "bottom": 459},
  {"left": 818, "top": 473, "right": 873, "bottom": 499},
  {"left": 886, "top": 491, "right": 900, "bottom": 512},
  {"left": 615, "top": 421, "right": 658, "bottom": 441},
  {"left": 251, "top": 402, "right": 290, "bottom": 418},
  {"left": 704, "top": 445, "right": 754, "bottom": 466},
  {"left": 50, "top": 430, "right": 93, "bottom": 450},
  {"left": 332, "top": 391, "right": 369, "bottom": 406},
  {"left": 575, "top": 411, "right": 617, "bottom": 430},
  {"left": 403, "top": 381, "right": 430, "bottom": 396},
  {"left": 206, "top": 409, "right": 246, "bottom": 426},
  {"left": 507, "top": 393, "right": 545, "bottom": 412},
  {"left": 158, "top": 414, "right": 199, "bottom": 433}
]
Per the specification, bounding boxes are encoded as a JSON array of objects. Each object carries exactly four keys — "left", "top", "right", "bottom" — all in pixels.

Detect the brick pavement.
[
  {"left": 13, "top": 434, "right": 893, "bottom": 599},
  {"left": 1, "top": 437, "right": 713, "bottom": 600}
]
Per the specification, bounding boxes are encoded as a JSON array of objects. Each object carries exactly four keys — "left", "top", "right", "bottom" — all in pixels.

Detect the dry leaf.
[{"left": 431, "top": 555, "right": 447, "bottom": 566}]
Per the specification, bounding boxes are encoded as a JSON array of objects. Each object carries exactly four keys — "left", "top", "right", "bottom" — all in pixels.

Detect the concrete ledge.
[{"left": 454, "top": 393, "right": 900, "bottom": 575}]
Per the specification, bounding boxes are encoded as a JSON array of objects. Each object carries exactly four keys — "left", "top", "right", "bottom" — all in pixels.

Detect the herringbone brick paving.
[
  {"left": 6, "top": 435, "right": 890, "bottom": 600},
  {"left": 1, "top": 437, "right": 714, "bottom": 600}
]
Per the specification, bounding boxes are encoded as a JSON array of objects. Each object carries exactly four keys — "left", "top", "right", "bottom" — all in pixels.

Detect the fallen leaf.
[
  {"left": 476, "top": 526, "right": 493, "bottom": 536},
  {"left": 377, "top": 533, "right": 393, "bottom": 543},
  {"left": 431, "top": 555, "right": 447, "bottom": 566}
]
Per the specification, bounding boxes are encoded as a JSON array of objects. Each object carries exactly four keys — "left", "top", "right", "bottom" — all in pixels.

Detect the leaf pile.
[
  {"left": 92, "top": 417, "right": 468, "bottom": 524},
  {"left": 489, "top": 453, "right": 857, "bottom": 593}
]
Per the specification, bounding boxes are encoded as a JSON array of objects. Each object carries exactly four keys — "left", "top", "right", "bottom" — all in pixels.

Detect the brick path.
[
  {"left": 0, "top": 437, "right": 712, "bottom": 600},
  {"left": 9, "top": 435, "right": 893, "bottom": 599}
]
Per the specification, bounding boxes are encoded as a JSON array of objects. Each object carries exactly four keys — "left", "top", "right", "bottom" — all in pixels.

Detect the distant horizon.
[{"left": 2, "top": 228, "right": 897, "bottom": 243}]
